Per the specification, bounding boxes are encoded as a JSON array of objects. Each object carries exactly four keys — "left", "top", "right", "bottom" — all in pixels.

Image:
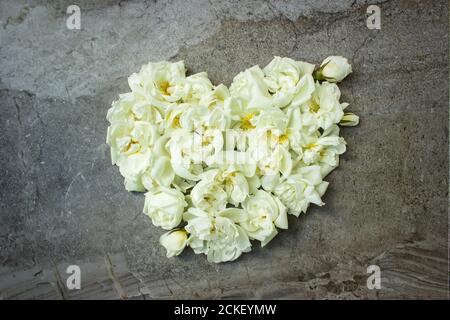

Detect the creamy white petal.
[
  {"left": 143, "top": 187, "right": 187, "bottom": 230},
  {"left": 317, "top": 56, "right": 352, "bottom": 83},
  {"left": 241, "top": 190, "right": 287, "bottom": 246},
  {"left": 160, "top": 229, "right": 188, "bottom": 258}
]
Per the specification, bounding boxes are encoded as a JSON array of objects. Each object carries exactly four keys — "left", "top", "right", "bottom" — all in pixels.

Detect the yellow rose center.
[
  {"left": 241, "top": 113, "right": 256, "bottom": 130},
  {"left": 159, "top": 80, "right": 172, "bottom": 96},
  {"left": 309, "top": 99, "right": 320, "bottom": 113}
]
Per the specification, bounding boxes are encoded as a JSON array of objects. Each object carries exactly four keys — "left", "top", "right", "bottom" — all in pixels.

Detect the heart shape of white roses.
[{"left": 106, "top": 56, "right": 359, "bottom": 263}]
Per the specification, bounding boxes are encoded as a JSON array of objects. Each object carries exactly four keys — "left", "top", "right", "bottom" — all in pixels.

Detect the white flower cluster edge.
[{"left": 106, "top": 56, "right": 359, "bottom": 263}]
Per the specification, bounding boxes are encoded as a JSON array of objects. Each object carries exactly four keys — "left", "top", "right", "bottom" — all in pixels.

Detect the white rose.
[
  {"left": 191, "top": 167, "right": 250, "bottom": 206},
  {"left": 141, "top": 156, "right": 175, "bottom": 191},
  {"left": 285, "top": 107, "right": 317, "bottom": 155},
  {"left": 168, "top": 129, "right": 223, "bottom": 179},
  {"left": 107, "top": 120, "right": 159, "bottom": 164},
  {"left": 185, "top": 208, "right": 251, "bottom": 263},
  {"left": 250, "top": 142, "right": 292, "bottom": 190},
  {"left": 106, "top": 120, "right": 161, "bottom": 192},
  {"left": 274, "top": 165, "right": 328, "bottom": 216},
  {"left": 107, "top": 92, "right": 163, "bottom": 126},
  {"left": 229, "top": 65, "right": 272, "bottom": 109},
  {"left": 165, "top": 102, "right": 230, "bottom": 133},
  {"left": 263, "top": 56, "right": 316, "bottom": 108},
  {"left": 135, "top": 135, "right": 174, "bottom": 191},
  {"left": 221, "top": 170, "right": 250, "bottom": 206},
  {"left": 128, "top": 61, "right": 186, "bottom": 110},
  {"left": 285, "top": 103, "right": 320, "bottom": 137},
  {"left": 107, "top": 93, "right": 135, "bottom": 123},
  {"left": 225, "top": 96, "right": 283, "bottom": 132},
  {"left": 301, "top": 81, "right": 345, "bottom": 130},
  {"left": 174, "top": 72, "right": 214, "bottom": 104},
  {"left": 119, "top": 150, "right": 151, "bottom": 192},
  {"left": 167, "top": 129, "right": 202, "bottom": 181},
  {"left": 200, "top": 84, "right": 230, "bottom": 108},
  {"left": 317, "top": 56, "right": 352, "bottom": 83},
  {"left": 159, "top": 229, "right": 188, "bottom": 258},
  {"left": 253, "top": 108, "right": 288, "bottom": 133},
  {"left": 190, "top": 170, "right": 228, "bottom": 212},
  {"left": 179, "top": 105, "right": 230, "bottom": 132},
  {"left": 164, "top": 103, "right": 192, "bottom": 132},
  {"left": 300, "top": 125, "right": 346, "bottom": 176},
  {"left": 206, "top": 149, "right": 256, "bottom": 175},
  {"left": 241, "top": 190, "right": 288, "bottom": 247},
  {"left": 246, "top": 129, "right": 285, "bottom": 162},
  {"left": 230, "top": 106, "right": 258, "bottom": 131},
  {"left": 192, "top": 130, "right": 224, "bottom": 164},
  {"left": 143, "top": 187, "right": 187, "bottom": 230}
]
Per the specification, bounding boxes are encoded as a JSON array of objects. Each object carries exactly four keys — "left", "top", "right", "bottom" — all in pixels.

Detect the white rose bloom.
[
  {"left": 246, "top": 128, "right": 276, "bottom": 160},
  {"left": 106, "top": 120, "right": 158, "bottom": 165},
  {"left": 141, "top": 156, "right": 175, "bottom": 191},
  {"left": 230, "top": 65, "right": 273, "bottom": 109},
  {"left": 244, "top": 127, "right": 293, "bottom": 191},
  {"left": 301, "top": 81, "right": 346, "bottom": 130},
  {"left": 194, "top": 167, "right": 251, "bottom": 206},
  {"left": 167, "top": 130, "right": 200, "bottom": 180},
  {"left": 144, "top": 135, "right": 175, "bottom": 187},
  {"left": 164, "top": 103, "right": 192, "bottom": 132},
  {"left": 225, "top": 96, "right": 281, "bottom": 133},
  {"left": 229, "top": 104, "right": 258, "bottom": 131},
  {"left": 107, "top": 92, "right": 163, "bottom": 126},
  {"left": 200, "top": 84, "right": 230, "bottom": 108},
  {"left": 205, "top": 151, "right": 257, "bottom": 178},
  {"left": 106, "top": 120, "right": 161, "bottom": 192},
  {"left": 168, "top": 129, "right": 223, "bottom": 179},
  {"left": 119, "top": 151, "right": 151, "bottom": 192},
  {"left": 196, "top": 129, "right": 224, "bottom": 162},
  {"left": 317, "top": 56, "right": 352, "bottom": 83},
  {"left": 185, "top": 208, "right": 251, "bottom": 263},
  {"left": 286, "top": 103, "right": 319, "bottom": 134},
  {"left": 221, "top": 169, "right": 250, "bottom": 206},
  {"left": 174, "top": 72, "right": 214, "bottom": 104},
  {"left": 128, "top": 61, "right": 186, "bottom": 110},
  {"left": 190, "top": 170, "right": 228, "bottom": 212},
  {"left": 165, "top": 103, "right": 230, "bottom": 136},
  {"left": 274, "top": 165, "right": 329, "bottom": 216},
  {"left": 285, "top": 107, "right": 315, "bottom": 156},
  {"left": 300, "top": 125, "right": 346, "bottom": 176},
  {"left": 263, "top": 56, "right": 316, "bottom": 108},
  {"left": 286, "top": 104, "right": 320, "bottom": 137},
  {"left": 179, "top": 105, "right": 230, "bottom": 132},
  {"left": 253, "top": 108, "right": 288, "bottom": 133},
  {"left": 159, "top": 229, "right": 188, "bottom": 258},
  {"left": 249, "top": 139, "right": 292, "bottom": 190},
  {"left": 241, "top": 190, "right": 288, "bottom": 247},
  {"left": 143, "top": 187, "right": 187, "bottom": 230},
  {"left": 107, "top": 93, "right": 136, "bottom": 123},
  {"left": 206, "top": 106, "right": 232, "bottom": 130}
]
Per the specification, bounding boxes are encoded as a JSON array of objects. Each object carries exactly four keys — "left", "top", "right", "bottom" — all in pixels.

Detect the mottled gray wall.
[{"left": 0, "top": 0, "right": 448, "bottom": 299}]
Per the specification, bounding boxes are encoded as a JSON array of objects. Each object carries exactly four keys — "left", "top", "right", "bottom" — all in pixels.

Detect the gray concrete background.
[{"left": 0, "top": 0, "right": 448, "bottom": 299}]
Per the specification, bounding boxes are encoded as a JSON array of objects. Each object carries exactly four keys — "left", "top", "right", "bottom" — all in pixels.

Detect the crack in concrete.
[
  {"left": 52, "top": 266, "right": 67, "bottom": 300},
  {"left": 105, "top": 254, "right": 127, "bottom": 299}
]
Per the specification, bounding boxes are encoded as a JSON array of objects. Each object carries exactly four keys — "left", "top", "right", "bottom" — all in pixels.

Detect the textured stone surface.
[{"left": 0, "top": 0, "right": 448, "bottom": 299}]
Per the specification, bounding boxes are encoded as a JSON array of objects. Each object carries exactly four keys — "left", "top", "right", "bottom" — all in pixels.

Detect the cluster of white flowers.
[{"left": 106, "top": 56, "right": 358, "bottom": 263}]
